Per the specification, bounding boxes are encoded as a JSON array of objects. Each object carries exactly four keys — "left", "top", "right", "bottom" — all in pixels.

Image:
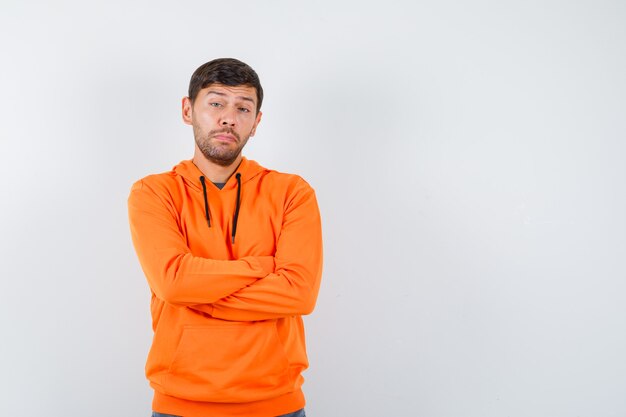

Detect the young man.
[{"left": 128, "top": 58, "right": 323, "bottom": 417}]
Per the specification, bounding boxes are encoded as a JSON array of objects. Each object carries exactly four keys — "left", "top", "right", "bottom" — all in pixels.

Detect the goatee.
[{"left": 194, "top": 127, "right": 246, "bottom": 167}]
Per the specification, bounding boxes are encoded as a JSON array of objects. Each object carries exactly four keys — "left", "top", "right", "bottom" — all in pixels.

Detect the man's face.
[{"left": 182, "top": 83, "right": 262, "bottom": 167}]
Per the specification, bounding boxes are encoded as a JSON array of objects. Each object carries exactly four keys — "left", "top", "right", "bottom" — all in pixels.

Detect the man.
[{"left": 128, "top": 58, "right": 323, "bottom": 417}]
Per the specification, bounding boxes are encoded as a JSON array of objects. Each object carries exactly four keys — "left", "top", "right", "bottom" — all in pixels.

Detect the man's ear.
[
  {"left": 250, "top": 111, "right": 262, "bottom": 137},
  {"left": 182, "top": 97, "right": 193, "bottom": 125}
]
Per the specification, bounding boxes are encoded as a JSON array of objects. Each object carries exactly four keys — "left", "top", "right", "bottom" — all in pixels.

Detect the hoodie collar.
[{"left": 173, "top": 157, "right": 265, "bottom": 191}]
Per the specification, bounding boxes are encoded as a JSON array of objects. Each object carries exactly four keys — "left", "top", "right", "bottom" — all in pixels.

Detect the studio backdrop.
[{"left": 1, "top": 1, "right": 625, "bottom": 416}]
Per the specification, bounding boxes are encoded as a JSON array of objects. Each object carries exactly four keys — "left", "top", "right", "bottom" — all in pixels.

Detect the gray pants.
[{"left": 152, "top": 408, "right": 306, "bottom": 417}]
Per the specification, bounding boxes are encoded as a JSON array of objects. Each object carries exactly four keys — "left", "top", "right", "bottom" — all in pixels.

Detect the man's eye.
[
  {"left": 238, "top": 107, "right": 250, "bottom": 113},
  {"left": 210, "top": 102, "right": 222, "bottom": 107}
]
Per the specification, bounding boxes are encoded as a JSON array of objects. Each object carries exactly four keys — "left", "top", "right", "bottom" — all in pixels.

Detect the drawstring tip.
[{"left": 231, "top": 235, "right": 235, "bottom": 244}]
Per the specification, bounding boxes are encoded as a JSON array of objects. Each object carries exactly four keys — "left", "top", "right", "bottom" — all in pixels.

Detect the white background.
[{"left": 1, "top": 1, "right": 625, "bottom": 416}]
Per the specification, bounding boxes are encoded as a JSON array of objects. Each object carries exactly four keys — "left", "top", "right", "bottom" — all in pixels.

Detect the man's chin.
[{"left": 196, "top": 138, "right": 246, "bottom": 167}]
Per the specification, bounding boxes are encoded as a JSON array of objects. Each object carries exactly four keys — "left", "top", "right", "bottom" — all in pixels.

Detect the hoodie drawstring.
[
  {"left": 232, "top": 173, "right": 242, "bottom": 244},
  {"left": 199, "top": 173, "right": 242, "bottom": 244},
  {"left": 199, "top": 176, "right": 211, "bottom": 227}
]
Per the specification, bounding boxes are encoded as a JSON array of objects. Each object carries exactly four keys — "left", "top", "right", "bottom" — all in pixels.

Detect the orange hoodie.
[{"left": 128, "top": 158, "right": 323, "bottom": 417}]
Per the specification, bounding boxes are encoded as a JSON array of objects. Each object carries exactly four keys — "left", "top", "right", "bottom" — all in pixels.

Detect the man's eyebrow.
[{"left": 205, "top": 90, "right": 255, "bottom": 104}]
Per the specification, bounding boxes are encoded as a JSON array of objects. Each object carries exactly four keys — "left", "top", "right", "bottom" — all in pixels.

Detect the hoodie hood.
[{"left": 172, "top": 157, "right": 268, "bottom": 191}]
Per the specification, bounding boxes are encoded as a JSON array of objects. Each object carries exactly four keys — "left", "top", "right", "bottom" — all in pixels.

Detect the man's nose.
[{"left": 220, "top": 109, "right": 236, "bottom": 126}]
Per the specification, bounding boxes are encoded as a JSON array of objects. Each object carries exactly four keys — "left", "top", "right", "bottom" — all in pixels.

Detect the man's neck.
[{"left": 192, "top": 147, "right": 242, "bottom": 183}]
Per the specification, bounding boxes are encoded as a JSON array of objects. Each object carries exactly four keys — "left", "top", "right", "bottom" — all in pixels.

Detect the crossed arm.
[{"left": 128, "top": 179, "right": 323, "bottom": 322}]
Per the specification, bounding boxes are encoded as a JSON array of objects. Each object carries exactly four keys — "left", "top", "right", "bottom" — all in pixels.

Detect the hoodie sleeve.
[
  {"left": 128, "top": 180, "right": 275, "bottom": 305},
  {"left": 208, "top": 179, "right": 323, "bottom": 321}
]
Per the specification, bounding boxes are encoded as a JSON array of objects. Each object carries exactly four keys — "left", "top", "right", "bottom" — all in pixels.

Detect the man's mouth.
[
  {"left": 214, "top": 134, "right": 237, "bottom": 142},
  {"left": 211, "top": 129, "right": 239, "bottom": 143}
]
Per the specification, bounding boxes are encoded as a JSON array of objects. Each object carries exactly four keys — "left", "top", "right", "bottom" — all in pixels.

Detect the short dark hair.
[{"left": 188, "top": 58, "right": 263, "bottom": 113}]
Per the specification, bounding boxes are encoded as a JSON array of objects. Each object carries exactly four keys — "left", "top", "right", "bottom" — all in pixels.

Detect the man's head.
[
  {"left": 183, "top": 58, "right": 263, "bottom": 167},
  {"left": 188, "top": 58, "right": 263, "bottom": 113}
]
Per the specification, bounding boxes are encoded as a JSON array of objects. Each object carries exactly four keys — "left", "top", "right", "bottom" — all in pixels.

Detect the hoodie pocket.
[{"left": 164, "top": 321, "right": 291, "bottom": 402}]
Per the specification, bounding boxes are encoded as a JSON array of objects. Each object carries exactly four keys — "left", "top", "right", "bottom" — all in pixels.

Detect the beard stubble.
[{"left": 194, "top": 126, "right": 250, "bottom": 167}]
